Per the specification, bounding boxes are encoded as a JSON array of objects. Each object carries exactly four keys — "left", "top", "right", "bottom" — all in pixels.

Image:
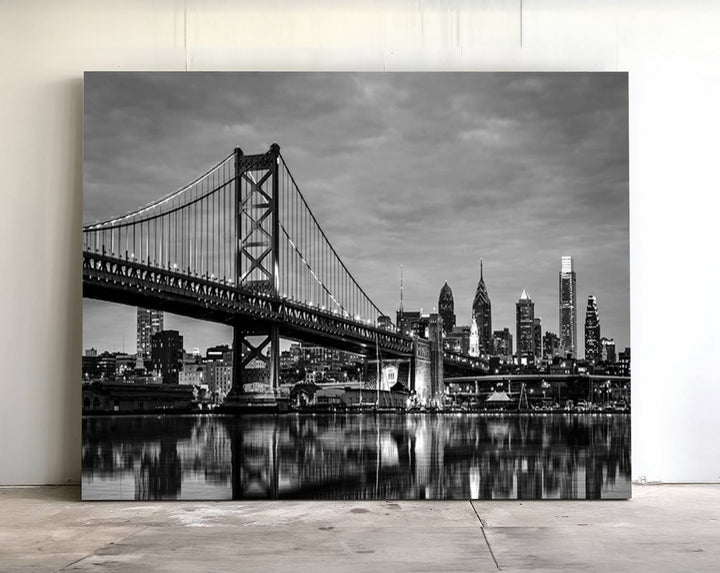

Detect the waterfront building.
[
  {"left": 471, "top": 261, "right": 492, "bottom": 354},
  {"left": 136, "top": 308, "right": 163, "bottom": 361},
  {"left": 151, "top": 330, "right": 184, "bottom": 384},
  {"left": 492, "top": 328, "right": 513, "bottom": 361},
  {"left": 438, "top": 282, "right": 456, "bottom": 334},
  {"left": 533, "top": 318, "right": 542, "bottom": 360},
  {"left": 82, "top": 348, "right": 99, "bottom": 381},
  {"left": 97, "top": 351, "right": 117, "bottom": 380},
  {"left": 178, "top": 364, "right": 204, "bottom": 386},
  {"left": 114, "top": 353, "right": 135, "bottom": 381},
  {"left": 516, "top": 289, "right": 535, "bottom": 362},
  {"left": 584, "top": 295, "right": 601, "bottom": 363},
  {"left": 301, "top": 343, "right": 362, "bottom": 372},
  {"left": 601, "top": 337, "right": 617, "bottom": 363},
  {"left": 202, "top": 345, "right": 233, "bottom": 401},
  {"left": 82, "top": 381, "right": 193, "bottom": 413},
  {"left": 205, "top": 360, "right": 232, "bottom": 403},
  {"left": 280, "top": 344, "right": 303, "bottom": 384},
  {"left": 280, "top": 343, "right": 301, "bottom": 369},
  {"left": 543, "top": 331, "right": 560, "bottom": 359},
  {"left": 299, "top": 343, "right": 364, "bottom": 383},
  {"left": 559, "top": 256, "right": 577, "bottom": 358}
]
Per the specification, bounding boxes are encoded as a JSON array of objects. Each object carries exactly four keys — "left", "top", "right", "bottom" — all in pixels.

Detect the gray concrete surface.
[{"left": 0, "top": 485, "right": 718, "bottom": 572}]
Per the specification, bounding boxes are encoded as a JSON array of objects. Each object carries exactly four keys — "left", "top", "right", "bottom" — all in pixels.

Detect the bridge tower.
[
  {"left": 428, "top": 314, "right": 444, "bottom": 402},
  {"left": 229, "top": 143, "right": 282, "bottom": 404},
  {"left": 411, "top": 315, "right": 444, "bottom": 406}
]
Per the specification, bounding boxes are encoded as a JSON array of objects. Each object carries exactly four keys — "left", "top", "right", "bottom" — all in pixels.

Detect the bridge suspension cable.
[
  {"left": 82, "top": 146, "right": 386, "bottom": 328},
  {"left": 277, "top": 153, "right": 383, "bottom": 326}
]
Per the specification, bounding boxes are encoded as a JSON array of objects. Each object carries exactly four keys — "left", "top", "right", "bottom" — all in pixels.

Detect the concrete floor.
[{"left": 1, "top": 485, "right": 718, "bottom": 572}]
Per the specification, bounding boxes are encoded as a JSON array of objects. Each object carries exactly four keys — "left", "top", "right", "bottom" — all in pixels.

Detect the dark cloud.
[{"left": 83, "top": 72, "right": 629, "bottom": 354}]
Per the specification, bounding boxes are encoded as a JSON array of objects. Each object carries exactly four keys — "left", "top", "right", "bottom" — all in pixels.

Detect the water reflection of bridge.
[{"left": 82, "top": 414, "right": 630, "bottom": 500}]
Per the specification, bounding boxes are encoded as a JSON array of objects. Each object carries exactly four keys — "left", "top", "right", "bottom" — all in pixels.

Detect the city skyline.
[
  {"left": 83, "top": 258, "right": 625, "bottom": 358},
  {"left": 84, "top": 72, "right": 629, "bottom": 354}
]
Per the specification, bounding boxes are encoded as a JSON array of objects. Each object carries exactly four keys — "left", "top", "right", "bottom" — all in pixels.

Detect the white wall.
[{"left": 1, "top": 1, "right": 718, "bottom": 484}]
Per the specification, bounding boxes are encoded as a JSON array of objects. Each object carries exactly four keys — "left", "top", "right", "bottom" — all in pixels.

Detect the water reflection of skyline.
[{"left": 82, "top": 414, "right": 630, "bottom": 501}]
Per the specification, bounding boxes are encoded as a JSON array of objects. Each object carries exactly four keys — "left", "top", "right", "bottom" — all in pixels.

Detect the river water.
[{"left": 82, "top": 413, "right": 630, "bottom": 500}]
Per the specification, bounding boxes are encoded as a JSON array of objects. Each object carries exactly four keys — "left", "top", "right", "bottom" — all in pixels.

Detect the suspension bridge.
[{"left": 83, "top": 144, "right": 482, "bottom": 405}]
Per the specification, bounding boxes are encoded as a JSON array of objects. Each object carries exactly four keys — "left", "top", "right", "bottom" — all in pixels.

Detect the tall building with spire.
[
  {"left": 584, "top": 295, "right": 601, "bottom": 363},
  {"left": 559, "top": 256, "right": 577, "bottom": 358},
  {"left": 438, "top": 282, "right": 456, "bottom": 334},
  {"left": 516, "top": 289, "right": 535, "bottom": 362},
  {"left": 137, "top": 307, "right": 163, "bottom": 360},
  {"left": 472, "top": 260, "right": 492, "bottom": 355}
]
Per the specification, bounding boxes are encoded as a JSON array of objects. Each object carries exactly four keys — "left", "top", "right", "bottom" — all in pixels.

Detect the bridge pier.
[
  {"left": 412, "top": 339, "right": 431, "bottom": 405},
  {"left": 223, "top": 324, "right": 279, "bottom": 411}
]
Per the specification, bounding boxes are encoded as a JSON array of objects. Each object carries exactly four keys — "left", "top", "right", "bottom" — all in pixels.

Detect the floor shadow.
[{"left": 0, "top": 485, "right": 81, "bottom": 502}]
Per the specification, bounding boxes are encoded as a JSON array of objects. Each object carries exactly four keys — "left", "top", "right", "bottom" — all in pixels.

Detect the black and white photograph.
[{"left": 81, "top": 72, "right": 630, "bottom": 500}]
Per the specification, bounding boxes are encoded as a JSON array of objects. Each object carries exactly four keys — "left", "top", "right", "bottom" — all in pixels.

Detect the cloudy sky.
[{"left": 83, "top": 72, "right": 629, "bottom": 356}]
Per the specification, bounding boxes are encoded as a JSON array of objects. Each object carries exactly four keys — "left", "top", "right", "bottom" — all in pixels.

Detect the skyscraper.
[
  {"left": 601, "top": 337, "right": 617, "bottom": 363},
  {"left": 137, "top": 307, "right": 163, "bottom": 360},
  {"left": 516, "top": 289, "right": 535, "bottom": 362},
  {"left": 492, "top": 328, "right": 513, "bottom": 361},
  {"left": 151, "top": 329, "right": 183, "bottom": 384},
  {"left": 469, "top": 317, "right": 480, "bottom": 357},
  {"left": 543, "top": 331, "right": 560, "bottom": 359},
  {"left": 584, "top": 295, "right": 601, "bottom": 363},
  {"left": 438, "top": 282, "right": 456, "bottom": 334},
  {"left": 533, "top": 318, "right": 542, "bottom": 360},
  {"left": 472, "top": 260, "right": 492, "bottom": 354},
  {"left": 559, "top": 256, "right": 577, "bottom": 358}
]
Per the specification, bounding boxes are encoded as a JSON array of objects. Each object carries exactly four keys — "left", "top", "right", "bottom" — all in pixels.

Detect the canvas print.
[{"left": 82, "top": 72, "right": 630, "bottom": 500}]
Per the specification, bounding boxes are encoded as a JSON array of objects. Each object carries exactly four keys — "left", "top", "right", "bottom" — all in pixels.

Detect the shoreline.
[{"left": 82, "top": 409, "right": 631, "bottom": 417}]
